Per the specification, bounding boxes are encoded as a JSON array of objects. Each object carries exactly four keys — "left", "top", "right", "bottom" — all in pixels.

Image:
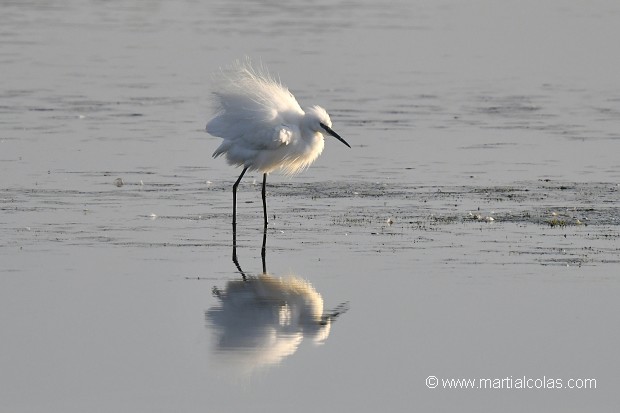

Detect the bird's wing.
[
  {"left": 206, "top": 60, "right": 304, "bottom": 150},
  {"left": 276, "top": 125, "right": 294, "bottom": 146},
  {"left": 209, "top": 118, "right": 298, "bottom": 154}
]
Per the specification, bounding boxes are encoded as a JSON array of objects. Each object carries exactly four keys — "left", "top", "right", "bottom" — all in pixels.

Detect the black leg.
[
  {"left": 261, "top": 225, "right": 267, "bottom": 274},
  {"left": 261, "top": 173, "right": 268, "bottom": 273},
  {"left": 261, "top": 173, "right": 268, "bottom": 230},
  {"left": 232, "top": 167, "right": 248, "bottom": 226},
  {"left": 231, "top": 221, "right": 246, "bottom": 280}
]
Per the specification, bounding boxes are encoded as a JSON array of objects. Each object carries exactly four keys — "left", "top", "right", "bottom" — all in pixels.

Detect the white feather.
[
  {"left": 205, "top": 59, "right": 349, "bottom": 227},
  {"left": 207, "top": 59, "right": 331, "bottom": 174}
]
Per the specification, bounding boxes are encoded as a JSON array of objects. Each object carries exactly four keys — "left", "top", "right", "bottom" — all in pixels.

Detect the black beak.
[{"left": 320, "top": 123, "right": 350, "bottom": 148}]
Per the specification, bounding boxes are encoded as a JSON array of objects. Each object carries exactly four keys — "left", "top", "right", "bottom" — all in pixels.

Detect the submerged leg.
[
  {"left": 232, "top": 167, "right": 248, "bottom": 226},
  {"left": 231, "top": 220, "right": 246, "bottom": 280},
  {"left": 262, "top": 173, "right": 268, "bottom": 230}
]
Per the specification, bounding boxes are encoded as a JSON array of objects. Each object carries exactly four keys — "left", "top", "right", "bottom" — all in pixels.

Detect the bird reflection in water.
[{"left": 206, "top": 227, "right": 348, "bottom": 372}]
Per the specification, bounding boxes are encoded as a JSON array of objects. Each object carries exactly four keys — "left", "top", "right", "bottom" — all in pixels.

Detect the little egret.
[{"left": 206, "top": 59, "right": 350, "bottom": 229}]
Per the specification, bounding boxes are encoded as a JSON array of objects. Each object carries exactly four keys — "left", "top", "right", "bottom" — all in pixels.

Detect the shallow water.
[{"left": 2, "top": 1, "right": 620, "bottom": 412}]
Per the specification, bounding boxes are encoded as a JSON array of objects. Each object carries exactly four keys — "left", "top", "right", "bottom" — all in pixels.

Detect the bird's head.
[{"left": 303, "top": 105, "right": 350, "bottom": 148}]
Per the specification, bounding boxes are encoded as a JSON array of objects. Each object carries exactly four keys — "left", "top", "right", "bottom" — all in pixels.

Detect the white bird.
[
  {"left": 207, "top": 273, "right": 348, "bottom": 374},
  {"left": 206, "top": 59, "right": 350, "bottom": 228}
]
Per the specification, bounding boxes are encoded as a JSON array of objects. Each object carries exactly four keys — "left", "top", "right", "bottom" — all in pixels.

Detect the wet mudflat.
[
  {"left": 4, "top": 178, "right": 618, "bottom": 266},
  {"left": 2, "top": 1, "right": 620, "bottom": 412}
]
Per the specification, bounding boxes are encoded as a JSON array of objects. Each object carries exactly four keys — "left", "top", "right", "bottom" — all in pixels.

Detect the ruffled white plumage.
[{"left": 207, "top": 60, "right": 324, "bottom": 174}]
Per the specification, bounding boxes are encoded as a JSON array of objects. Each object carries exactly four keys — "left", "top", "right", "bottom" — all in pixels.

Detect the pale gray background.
[{"left": 1, "top": 0, "right": 619, "bottom": 412}]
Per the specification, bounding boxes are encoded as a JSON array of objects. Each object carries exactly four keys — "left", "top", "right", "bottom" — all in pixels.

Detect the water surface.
[{"left": 1, "top": 1, "right": 619, "bottom": 412}]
